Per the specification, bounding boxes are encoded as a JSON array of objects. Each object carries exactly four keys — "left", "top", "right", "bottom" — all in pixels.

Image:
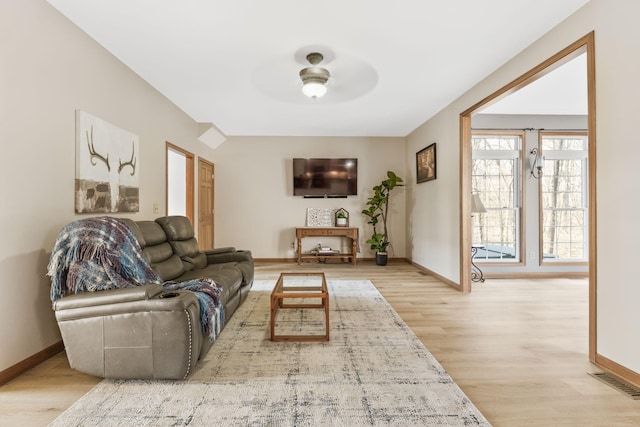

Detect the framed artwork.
[
  {"left": 416, "top": 143, "right": 436, "bottom": 183},
  {"left": 306, "top": 208, "right": 348, "bottom": 227},
  {"left": 75, "top": 110, "right": 140, "bottom": 213}
]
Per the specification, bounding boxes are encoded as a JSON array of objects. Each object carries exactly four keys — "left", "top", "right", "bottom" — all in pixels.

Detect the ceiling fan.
[{"left": 299, "top": 52, "right": 330, "bottom": 99}]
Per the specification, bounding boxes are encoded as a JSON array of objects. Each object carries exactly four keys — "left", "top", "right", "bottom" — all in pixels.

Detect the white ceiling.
[
  {"left": 47, "top": 0, "right": 590, "bottom": 137},
  {"left": 480, "top": 52, "right": 587, "bottom": 115}
]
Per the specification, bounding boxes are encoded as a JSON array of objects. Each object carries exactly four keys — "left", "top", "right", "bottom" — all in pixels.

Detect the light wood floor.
[{"left": 2, "top": 261, "right": 640, "bottom": 426}]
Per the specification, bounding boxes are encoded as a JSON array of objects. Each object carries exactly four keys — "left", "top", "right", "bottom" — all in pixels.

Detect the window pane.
[
  {"left": 472, "top": 133, "right": 521, "bottom": 263},
  {"left": 541, "top": 136, "right": 586, "bottom": 151},
  {"left": 472, "top": 135, "right": 517, "bottom": 150},
  {"left": 540, "top": 133, "right": 588, "bottom": 262}
]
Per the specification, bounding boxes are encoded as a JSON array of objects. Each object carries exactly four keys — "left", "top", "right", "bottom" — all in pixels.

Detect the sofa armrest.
[
  {"left": 204, "top": 247, "right": 236, "bottom": 256},
  {"left": 205, "top": 249, "right": 253, "bottom": 265},
  {"left": 52, "top": 283, "right": 164, "bottom": 311},
  {"left": 53, "top": 287, "right": 201, "bottom": 322},
  {"left": 54, "top": 286, "right": 203, "bottom": 380}
]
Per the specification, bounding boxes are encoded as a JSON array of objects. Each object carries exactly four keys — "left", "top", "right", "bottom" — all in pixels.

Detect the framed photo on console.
[{"left": 416, "top": 143, "right": 436, "bottom": 183}]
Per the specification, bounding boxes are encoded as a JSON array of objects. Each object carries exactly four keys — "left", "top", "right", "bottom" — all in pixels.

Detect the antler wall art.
[{"left": 75, "top": 110, "right": 140, "bottom": 213}]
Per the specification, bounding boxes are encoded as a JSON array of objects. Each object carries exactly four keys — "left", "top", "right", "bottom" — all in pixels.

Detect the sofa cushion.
[
  {"left": 121, "top": 218, "right": 146, "bottom": 249},
  {"left": 170, "top": 238, "right": 201, "bottom": 259},
  {"left": 156, "top": 216, "right": 194, "bottom": 240},
  {"left": 178, "top": 267, "right": 243, "bottom": 313},
  {"left": 137, "top": 221, "right": 167, "bottom": 246},
  {"left": 182, "top": 252, "right": 207, "bottom": 271},
  {"left": 171, "top": 238, "right": 206, "bottom": 271},
  {"left": 143, "top": 242, "right": 174, "bottom": 265},
  {"left": 200, "top": 264, "right": 243, "bottom": 295},
  {"left": 233, "top": 259, "right": 255, "bottom": 288},
  {"left": 152, "top": 254, "right": 186, "bottom": 281},
  {"left": 156, "top": 217, "right": 209, "bottom": 272}
]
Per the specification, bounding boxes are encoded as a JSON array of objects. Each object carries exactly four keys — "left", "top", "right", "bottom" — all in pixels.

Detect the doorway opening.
[
  {"left": 459, "top": 32, "right": 596, "bottom": 360},
  {"left": 166, "top": 142, "right": 194, "bottom": 224}
]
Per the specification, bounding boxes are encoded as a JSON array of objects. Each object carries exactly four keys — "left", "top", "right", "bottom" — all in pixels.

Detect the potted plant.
[
  {"left": 361, "top": 171, "right": 404, "bottom": 265},
  {"left": 336, "top": 212, "right": 348, "bottom": 227}
]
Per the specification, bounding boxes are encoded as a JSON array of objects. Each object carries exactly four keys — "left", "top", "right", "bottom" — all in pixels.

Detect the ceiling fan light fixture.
[
  {"left": 299, "top": 52, "right": 330, "bottom": 99},
  {"left": 301, "top": 79, "right": 328, "bottom": 98}
]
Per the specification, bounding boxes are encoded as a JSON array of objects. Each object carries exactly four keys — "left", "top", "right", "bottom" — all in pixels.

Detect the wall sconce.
[{"left": 529, "top": 147, "right": 545, "bottom": 179}]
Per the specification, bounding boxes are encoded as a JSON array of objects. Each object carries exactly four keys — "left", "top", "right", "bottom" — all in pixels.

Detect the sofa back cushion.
[
  {"left": 121, "top": 218, "right": 146, "bottom": 249},
  {"left": 137, "top": 221, "right": 167, "bottom": 246},
  {"left": 170, "top": 241, "right": 207, "bottom": 270},
  {"left": 156, "top": 215, "right": 193, "bottom": 240},
  {"left": 136, "top": 220, "right": 185, "bottom": 281},
  {"left": 156, "top": 216, "right": 207, "bottom": 271}
]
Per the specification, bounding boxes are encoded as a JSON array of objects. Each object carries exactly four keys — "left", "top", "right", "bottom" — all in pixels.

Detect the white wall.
[
  {"left": 0, "top": 0, "right": 216, "bottom": 372},
  {"left": 210, "top": 136, "right": 407, "bottom": 259},
  {"left": 407, "top": 0, "right": 640, "bottom": 374}
]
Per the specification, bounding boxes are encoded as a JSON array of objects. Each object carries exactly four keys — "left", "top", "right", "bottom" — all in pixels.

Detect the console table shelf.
[{"left": 296, "top": 227, "right": 358, "bottom": 265}]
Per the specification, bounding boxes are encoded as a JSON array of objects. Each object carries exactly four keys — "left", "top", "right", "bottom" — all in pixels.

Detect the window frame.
[
  {"left": 538, "top": 131, "right": 589, "bottom": 266},
  {"left": 471, "top": 130, "right": 525, "bottom": 265}
]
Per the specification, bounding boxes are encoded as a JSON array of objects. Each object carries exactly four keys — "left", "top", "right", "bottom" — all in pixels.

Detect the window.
[
  {"left": 540, "top": 133, "right": 588, "bottom": 262},
  {"left": 471, "top": 132, "right": 523, "bottom": 262}
]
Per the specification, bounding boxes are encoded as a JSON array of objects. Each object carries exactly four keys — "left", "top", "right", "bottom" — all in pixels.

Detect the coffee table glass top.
[{"left": 274, "top": 272, "right": 327, "bottom": 295}]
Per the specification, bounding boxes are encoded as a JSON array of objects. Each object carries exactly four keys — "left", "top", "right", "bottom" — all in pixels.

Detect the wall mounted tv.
[{"left": 293, "top": 158, "right": 358, "bottom": 197}]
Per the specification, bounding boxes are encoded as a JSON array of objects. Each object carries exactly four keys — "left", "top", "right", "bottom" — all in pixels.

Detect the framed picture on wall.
[
  {"left": 416, "top": 143, "right": 436, "bottom": 183},
  {"left": 75, "top": 110, "right": 140, "bottom": 213}
]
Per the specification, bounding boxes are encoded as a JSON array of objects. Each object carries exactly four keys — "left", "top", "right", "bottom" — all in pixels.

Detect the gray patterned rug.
[{"left": 50, "top": 280, "right": 490, "bottom": 426}]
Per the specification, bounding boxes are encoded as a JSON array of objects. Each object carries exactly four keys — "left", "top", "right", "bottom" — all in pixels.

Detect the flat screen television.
[{"left": 293, "top": 158, "right": 358, "bottom": 197}]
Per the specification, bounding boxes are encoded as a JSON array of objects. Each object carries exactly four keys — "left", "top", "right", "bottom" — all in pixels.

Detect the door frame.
[
  {"left": 459, "top": 32, "right": 596, "bottom": 358},
  {"left": 197, "top": 157, "right": 215, "bottom": 250}
]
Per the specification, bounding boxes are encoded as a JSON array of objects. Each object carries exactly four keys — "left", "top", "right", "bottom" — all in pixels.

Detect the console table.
[{"left": 296, "top": 227, "right": 358, "bottom": 265}]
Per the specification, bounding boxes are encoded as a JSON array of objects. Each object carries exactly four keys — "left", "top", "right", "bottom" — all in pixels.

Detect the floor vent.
[{"left": 589, "top": 372, "right": 640, "bottom": 399}]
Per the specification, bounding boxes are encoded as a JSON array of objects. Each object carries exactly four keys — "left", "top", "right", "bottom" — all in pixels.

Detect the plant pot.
[
  {"left": 375, "top": 252, "right": 388, "bottom": 266},
  {"left": 336, "top": 218, "right": 347, "bottom": 227}
]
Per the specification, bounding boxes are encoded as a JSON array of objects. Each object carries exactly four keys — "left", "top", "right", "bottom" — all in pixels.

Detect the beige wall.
[
  {"left": 209, "top": 136, "right": 406, "bottom": 259},
  {"left": 407, "top": 0, "right": 640, "bottom": 374},
  {"left": 0, "top": 0, "right": 217, "bottom": 371},
  {"left": 406, "top": 108, "right": 462, "bottom": 280}
]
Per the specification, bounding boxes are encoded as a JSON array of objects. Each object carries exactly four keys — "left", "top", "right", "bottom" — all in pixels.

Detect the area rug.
[{"left": 50, "top": 280, "right": 491, "bottom": 426}]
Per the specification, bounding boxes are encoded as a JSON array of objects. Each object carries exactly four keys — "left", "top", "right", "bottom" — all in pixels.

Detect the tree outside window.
[
  {"left": 472, "top": 132, "right": 522, "bottom": 262},
  {"left": 540, "top": 132, "right": 588, "bottom": 262}
]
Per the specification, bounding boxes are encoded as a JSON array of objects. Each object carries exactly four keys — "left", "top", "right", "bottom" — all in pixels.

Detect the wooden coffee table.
[{"left": 270, "top": 272, "right": 330, "bottom": 342}]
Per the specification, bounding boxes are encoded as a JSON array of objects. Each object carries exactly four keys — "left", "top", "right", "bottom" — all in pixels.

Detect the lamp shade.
[{"left": 471, "top": 194, "right": 487, "bottom": 213}]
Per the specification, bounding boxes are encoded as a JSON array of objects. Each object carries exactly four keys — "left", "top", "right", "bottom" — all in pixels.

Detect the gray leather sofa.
[{"left": 52, "top": 215, "right": 253, "bottom": 380}]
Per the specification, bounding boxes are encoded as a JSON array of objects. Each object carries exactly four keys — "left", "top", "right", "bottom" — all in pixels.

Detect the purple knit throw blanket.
[{"left": 47, "top": 216, "right": 224, "bottom": 341}]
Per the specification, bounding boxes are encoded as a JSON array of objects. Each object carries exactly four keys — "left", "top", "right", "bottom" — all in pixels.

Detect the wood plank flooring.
[{"left": 2, "top": 261, "right": 640, "bottom": 426}]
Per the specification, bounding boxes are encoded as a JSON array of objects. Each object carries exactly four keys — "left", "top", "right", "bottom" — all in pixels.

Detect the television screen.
[{"left": 293, "top": 158, "right": 358, "bottom": 197}]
